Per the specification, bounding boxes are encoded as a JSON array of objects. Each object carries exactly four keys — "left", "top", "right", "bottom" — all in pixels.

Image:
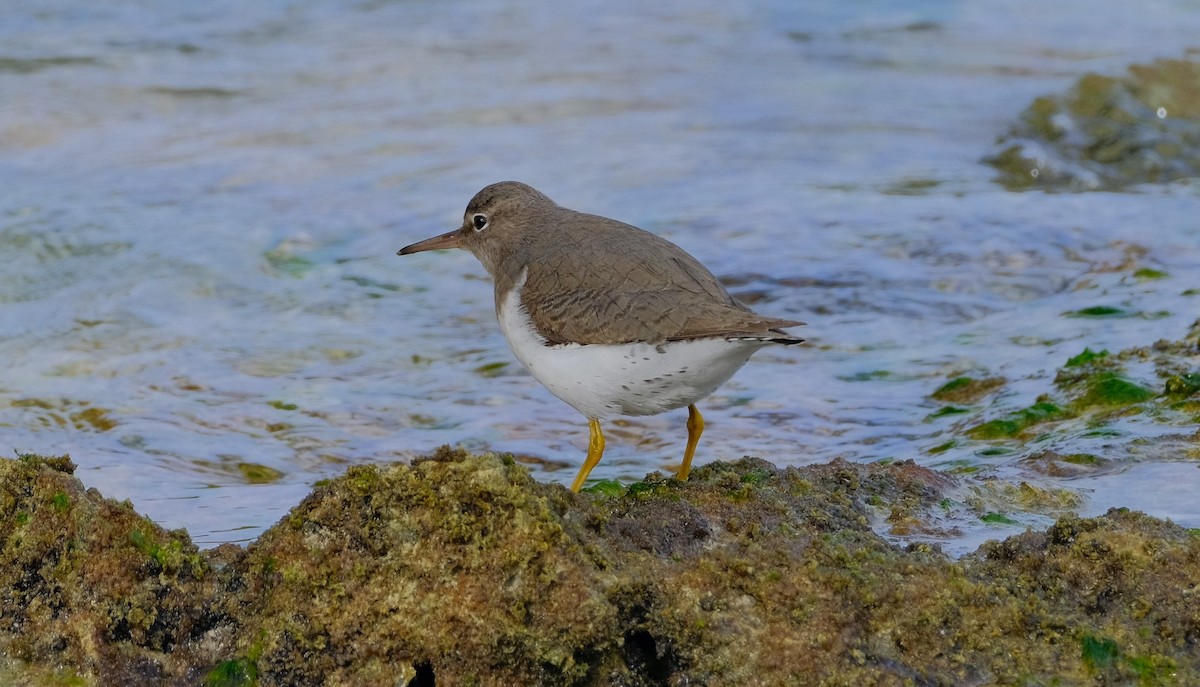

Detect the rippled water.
[{"left": 2, "top": 0, "right": 1198, "bottom": 547}]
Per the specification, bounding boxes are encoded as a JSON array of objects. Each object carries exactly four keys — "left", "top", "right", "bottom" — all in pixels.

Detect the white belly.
[{"left": 497, "top": 277, "right": 769, "bottom": 420}]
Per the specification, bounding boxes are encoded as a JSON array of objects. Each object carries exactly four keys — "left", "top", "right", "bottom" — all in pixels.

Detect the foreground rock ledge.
[{"left": 2, "top": 450, "right": 1197, "bottom": 686}]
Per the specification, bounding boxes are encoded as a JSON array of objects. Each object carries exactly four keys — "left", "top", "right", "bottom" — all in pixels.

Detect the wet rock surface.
[
  {"left": 986, "top": 57, "right": 1200, "bottom": 191},
  {"left": 3, "top": 449, "right": 1198, "bottom": 686}
]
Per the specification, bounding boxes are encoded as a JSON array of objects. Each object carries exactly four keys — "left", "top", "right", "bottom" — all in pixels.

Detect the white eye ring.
[{"left": 472, "top": 213, "right": 488, "bottom": 231}]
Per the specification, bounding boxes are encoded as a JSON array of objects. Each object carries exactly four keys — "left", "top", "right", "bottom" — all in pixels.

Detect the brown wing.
[{"left": 517, "top": 213, "right": 803, "bottom": 345}]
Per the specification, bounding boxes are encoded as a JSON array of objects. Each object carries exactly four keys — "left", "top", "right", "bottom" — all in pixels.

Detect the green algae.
[
  {"left": 933, "top": 377, "right": 970, "bottom": 395},
  {"left": 927, "top": 405, "right": 969, "bottom": 419},
  {"left": 472, "top": 361, "right": 510, "bottom": 377},
  {"left": 955, "top": 325, "right": 1197, "bottom": 453},
  {"left": 927, "top": 439, "right": 956, "bottom": 454},
  {"left": 236, "top": 463, "right": 284, "bottom": 484},
  {"left": 1066, "top": 305, "right": 1132, "bottom": 318},
  {"left": 205, "top": 639, "right": 263, "bottom": 687},
  {"left": 1073, "top": 372, "right": 1156, "bottom": 409},
  {"left": 969, "top": 480, "right": 1082, "bottom": 515},
  {"left": 10, "top": 400, "right": 118, "bottom": 432},
  {"left": 739, "top": 467, "right": 772, "bottom": 484},
  {"left": 266, "top": 400, "right": 297, "bottom": 411},
  {"left": 930, "top": 375, "right": 1006, "bottom": 404},
  {"left": 129, "top": 528, "right": 205, "bottom": 576},
  {"left": 204, "top": 660, "right": 256, "bottom": 687},
  {"left": 967, "top": 401, "right": 1067, "bottom": 439},
  {"left": 1080, "top": 633, "right": 1120, "bottom": 671},
  {"left": 976, "top": 446, "right": 1014, "bottom": 456},
  {"left": 980, "top": 512, "right": 1020, "bottom": 525},
  {"left": 51, "top": 491, "right": 71, "bottom": 512},
  {"left": 1132, "top": 267, "right": 1168, "bottom": 281},
  {"left": 580, "top": 478, "right": 624, "bottom": 497},
  {"left": 1065, "top": 347, "right": 1109, "bottom": 367}
]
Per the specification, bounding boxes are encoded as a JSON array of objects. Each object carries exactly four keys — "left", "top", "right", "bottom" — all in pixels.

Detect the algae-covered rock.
[
  {"left": 930, "top": 375, "right": 1006, "bottom": 404},
  {"left": 954, "top": 320, "right": 1200, "bottom": 449},
  {"left": 969, "top": 510, "right": 1200, "bottom": 685},
  {"left": 986, "top": 58, "right": 1200, "bottom": 191},
  {"left": 0, "top": 454, "right": 216, "bottom": 684},
  {"left": 218, "top": 449, "right": 623, "bottom": 685},
  {"left": 2, "top": 449, "right": 1200, "bottom": 685}
]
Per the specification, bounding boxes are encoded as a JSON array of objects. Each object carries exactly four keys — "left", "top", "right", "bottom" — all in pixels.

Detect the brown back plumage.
[{"left": 454, "top": 182, "right": 804, "bottom": 345}]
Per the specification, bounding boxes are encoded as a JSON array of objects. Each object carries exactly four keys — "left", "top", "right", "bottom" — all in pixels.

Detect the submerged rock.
[
  {"left": 986, "top": 58, "right": 1200, "bottom": 191},
  {"left": 944, "top": 318, "right": 1200, "bottom": 450},
  {"left": 1, "top": 449, "right": 1198, "bottom": 685}
]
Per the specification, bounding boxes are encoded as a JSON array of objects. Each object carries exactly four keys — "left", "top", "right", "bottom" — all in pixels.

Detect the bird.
[{"left": 398, "top": 181, "right": 803, "bottom": 492}]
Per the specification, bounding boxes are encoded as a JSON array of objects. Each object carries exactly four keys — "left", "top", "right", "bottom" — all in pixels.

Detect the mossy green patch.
[
  {"left": 739, "top": 468, "right": 772, "bottom": 484},
  {"left": 1065, "top": 305, "right": 1130, "bottom": 318},
  {"left": 967, "top": 401, "right": 1067, "bottom": 439},
  {"left": 976, "top": 446, "right": 1014, "bottom": 456},
  {"left": 932, "top": 377, "right": 972, "bottom": 396},
  {"left": 968, "top": 419, "right": 1020, "bottom": 439},
  {"left": 981, "top": 512, "right": 1021, "bottom": 525},
  {"left": 581, "top": 478, "right": 624, "bottom": 497},
  {"left": 70, "top": 406, "right": 117, "bottom": 431},
  {"left": 1132, "top": 267, "right": 1168, "bottom": 281},
  {"left": 237, "top": 463, "right": 284, "bottom": 484},
  {"left": 268, "top": 400, "right": 298, "bottom": 411},
  {"left": 928, "top": 440, "right": 957, "bottom": 454},
  {"left": 927, "top": 406, "right": 970, "bottom": 419},
  {"left": 1065, "top": 347, "right": 1109, "bottom": 367},
  {"left": 932, "top": 377, "right": 1006, "bottom": 403},
  {"left": 473, "top": 361, "right": 510, "bottom": 377},
  {"left": 625, "top": 478, "right": 680, "bottom": 501},
  {"left": 205, "top": 659, "right": 258, "bottom": 687},
  {"left": 51, "top": 491, "right": 70, "bottom": 512},
  {"left": 1073, "top": 373, "right": 1156, "bottom": 409},
  {"left": 1080, "top": 633, "right": 1120, "bottom": 670}
]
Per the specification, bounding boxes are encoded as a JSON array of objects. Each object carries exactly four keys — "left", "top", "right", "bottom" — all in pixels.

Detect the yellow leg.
[
  {"left": 678, "top": 404, "right": 704, "bottom": 482},
  {"left": 570, "top": 418, "right": 606, "bottom": 492}
]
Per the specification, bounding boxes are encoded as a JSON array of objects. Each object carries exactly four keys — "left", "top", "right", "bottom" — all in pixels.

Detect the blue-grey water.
[{"left": 2, "top": 0, "right": 1198, "bottom": 551}]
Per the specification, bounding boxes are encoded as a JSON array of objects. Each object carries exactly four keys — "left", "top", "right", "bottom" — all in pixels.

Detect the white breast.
[{"left": 496, "top": 269, "right": 770, "bottom": 420}]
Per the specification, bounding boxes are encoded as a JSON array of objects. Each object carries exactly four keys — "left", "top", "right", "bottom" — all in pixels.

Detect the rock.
[
  {"left": 2, "top": 448, "right": 1198, "bottom": 685},
  {"left": 985, "top": 58, "right": 1200, "bottom": 191}
]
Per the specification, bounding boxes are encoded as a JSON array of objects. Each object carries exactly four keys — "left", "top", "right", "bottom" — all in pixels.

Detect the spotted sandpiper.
[{"left": 399, "top": 182, "right": 803, "bottom": 492}]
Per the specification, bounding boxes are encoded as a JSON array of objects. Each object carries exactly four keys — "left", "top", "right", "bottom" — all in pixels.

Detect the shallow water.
[{"left": 2, "top": 0, "right": 1198, "bottom": 548}]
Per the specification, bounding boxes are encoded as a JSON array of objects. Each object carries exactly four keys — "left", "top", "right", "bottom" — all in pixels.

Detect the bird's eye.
[{"left": 472, "top": 213, "right": 488, "bottom": 231}]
